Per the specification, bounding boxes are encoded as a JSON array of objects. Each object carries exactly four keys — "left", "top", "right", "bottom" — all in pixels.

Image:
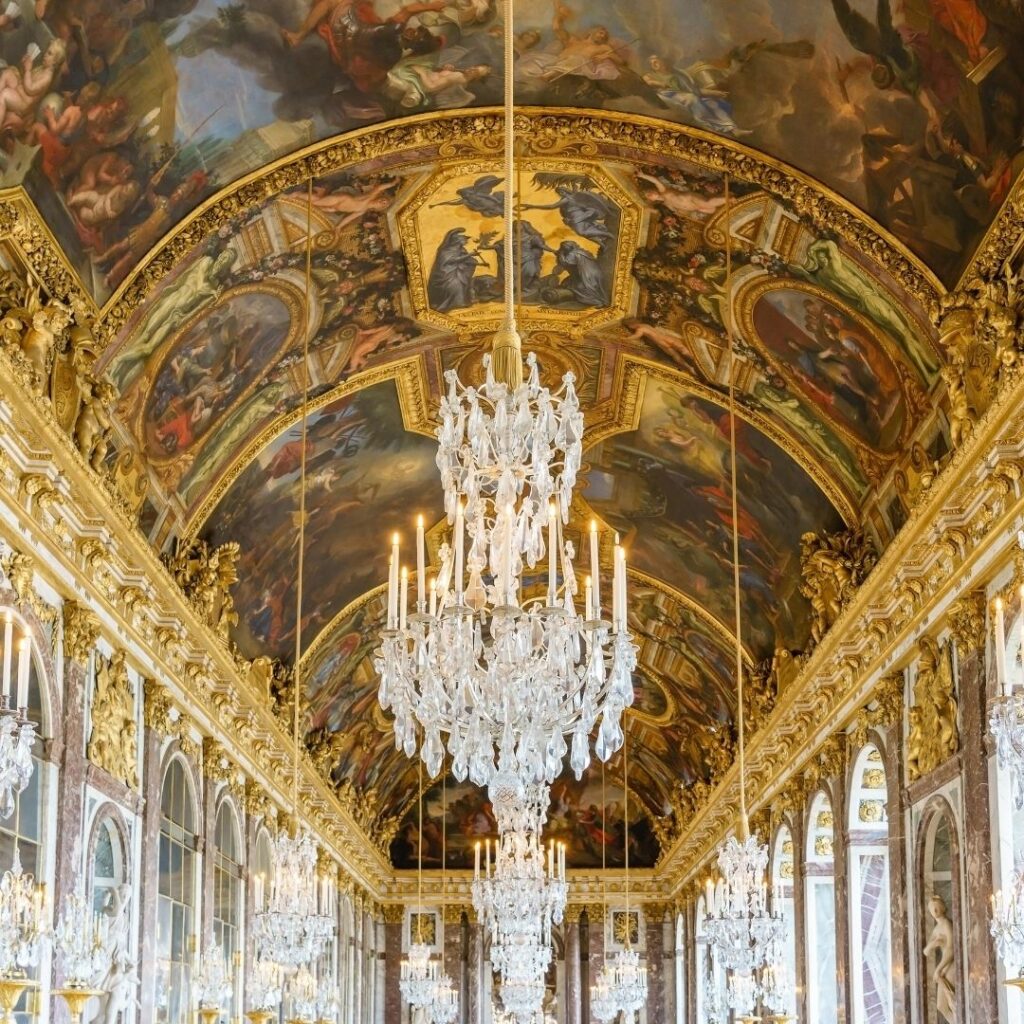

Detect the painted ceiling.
[
  {"left": 86, "top": 122, "right": 949, "bottom": 867},
  {"left": 0, "top": 0, "right": 1021, "bottom": 304}
]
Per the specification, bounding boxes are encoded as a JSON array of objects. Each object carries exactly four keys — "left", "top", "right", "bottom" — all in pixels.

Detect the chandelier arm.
[
  {"left": 724, "top": 173, "right": 749, "bottom": 840},
  {"left": 623, "top": 725, "right": 629, "bottom": 920}
]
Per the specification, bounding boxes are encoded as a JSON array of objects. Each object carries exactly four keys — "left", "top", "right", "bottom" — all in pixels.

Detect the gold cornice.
[{"left": 0, "top": 110, "right": 941, "bottom": 349}]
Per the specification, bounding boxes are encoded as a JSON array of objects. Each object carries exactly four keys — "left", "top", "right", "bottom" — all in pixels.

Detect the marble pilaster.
[
  {"left": 564, "top": 915, "right": 581, "bottom": 1024},
  {"left": 830, "top": 777, "right": 852, "bottom": 1024},
  {"left": 789, "top": 805, "right": 810, "bottom": 1024},
  {"left": 136, "top": 726, "right": 165, "bottom": 1024},
  {"left": 955, "top": 612, "right": 999, "bottom": 1023},
  {"left": 644, "top": 910, "right": 665, "bottom": 1024},
  {"left": 52, "top": 654, "right": 88, "bottom": 914},
  {"left": 384, "top": 918, "right": 402, "bottom": 1024}
]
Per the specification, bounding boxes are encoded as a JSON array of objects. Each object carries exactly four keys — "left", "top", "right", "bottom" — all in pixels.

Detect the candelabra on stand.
[
  {"left": 0, "top": 843, "right": 47, "bottom": 1023},
  {"left": 0, "top": 614, "right": 38, "bottom": 821},
  {"left": 314, "top": 980, "right": 339, "bottom": 1024},
  {"left": 54, "top": 873, "right": 110, "bottom": 1023},
  {"left": 589, "top": 962, "right": 618, "bottom": 1024},
  {"left": 244, "top": 954, "right": 282, "bottom": 1024},
  {"left": 989, "top": 590, "right": 1024, "bottom": 808},
  {"left": 193, "top": 940, "right": 232, "bottom": 1024},
  {"left": 993, "top": 861, "right": 1024, "bottom": 986},
  {"left": 286, "top": 964, "right": 317, "bottom": 1024}
]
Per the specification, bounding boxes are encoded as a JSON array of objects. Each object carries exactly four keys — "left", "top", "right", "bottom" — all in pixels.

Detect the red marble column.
[
  {"left": 137, "top": 725, "right": 165, "bottom": 1024},
  {"left": 829, "top": 775, "right": 852, "bottom": 1024},
  {"left": 788, "top": 804, "right": 810, "bottom": 1024},
  {"left": 384, "top": 917, "right": 403, "bottom": 1024},
  {"left": 643, "top": 908, "right": 665, "bottom": 1024},
  {"left": 953, "top": 601, "right": 999, "bottom": 1022}
]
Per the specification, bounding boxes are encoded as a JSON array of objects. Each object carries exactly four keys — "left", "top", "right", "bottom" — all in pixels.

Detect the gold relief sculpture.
[
  {"left": 410, "top": 912, "right": 436, "bottom": 945},
  {"left": 907, "top": 636, "right": 959, "bottom": 782},
  {"left": 935, "top": 266, "right": 1022, "bottom": 449},
  {"left": 62, "top": 599, "right": 100, "bottom": 665},
  {"left": 814, "top": 835, "right": 834, "bottom": 857},
  {"left": 202, "top": 737, "right": 234, "bottom": 784},
  {"left": 381, "top": 904, "right": 404, "bottom": 925},
  {"left": 863, "top": 768, "right": 886, "bottom": 790},
  {"left": 306, "top": 725, "right": 347, "bottom": 777},
  {"left": 142, "top": 678, "right": 174, "bottom": 735},
  {"left": 161, "top": 537, "right": 240, "bottom": 640},
  {"left": 799, "top": 527, "right": 878, "bottom": 648},
  {"left": 949, "top": 590, "right": 986, "bottom": 655},
  {"left": 612, "top": 910, "right": 640, "bottom": 946},
  {"left": 816, "top": 810, "right": 834, "bottom": 829},
  {"left": 858, "top": 800, "right": 884, "bottom": 823},
  {"left": 1, "top": 551, "right": 35, "bottom": 611},
  {"left": 244, "top": 778, "right": 269, "bottom": 820},
  {"left": 175, "top": 715, "right": 199, "bottom": 760},
  {"left": 87, "top": 650, "right": 138, "bottom": 789},
  {"left": 817, "top": 735, "right": 846, "bottom": 780}
]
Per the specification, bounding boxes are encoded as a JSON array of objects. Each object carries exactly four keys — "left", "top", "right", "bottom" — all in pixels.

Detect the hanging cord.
[
  {"left": 291, "top": 178, "right": 314, "bottom": 826},
  {"left": 491, "top": 0, "right": 522, "bottom": 388},
  {"left": 723, "top": 174, "right": 748, "bottom": 840},
  {"left": 417, "top": 758, "right": 424, "bottom": 921},
  {"left": 623, "top": 727, "right": 630, "bottom": 931}
]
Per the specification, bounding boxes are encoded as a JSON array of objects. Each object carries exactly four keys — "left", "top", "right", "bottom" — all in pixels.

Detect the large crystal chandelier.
[
  {"left": 193, "top": 939, "right": 233, "bottom": 1017},
  {"left": 252, "top": 830, "right": 333, "bottom": 970},
  {"left": 246, "top": 955, "right": 283, "bottom": 1022},
  {"left": 0, "top": 845, "right": 47, "bottom": 977},
  {"left": 590, "top": 963, "right": 618, "bottom": 1023},
  {"left": 993, "top": 862, "right": 1024, "bottom": 981},
  {"left": 374, "top": 0, "right": 635, "bottom": 805},
  {"left": 287, "top": 965, "right": 318, "bottom": 1023},
  {"left": 54, "top": 873, "right": 109, "bottom": 990},
  {"left": 704, "top": 178, "right": 783, "bottom": 1016},
  {"left": 0, "top": 614, "right": 37, "bottom": 821},
  {"left": 989, "top": 588, "right": 1024, "bottom": 807},
  {"left": 428, "top": 774, "right": 459, "bottom": 1024},
  {"left": 253, "top": 209, "right": 335, "bottom": 971}
]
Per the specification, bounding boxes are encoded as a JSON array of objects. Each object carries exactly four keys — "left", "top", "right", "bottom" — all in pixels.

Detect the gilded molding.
[{"left": 63, "top": 600, "right": 100, "bottom": 665}]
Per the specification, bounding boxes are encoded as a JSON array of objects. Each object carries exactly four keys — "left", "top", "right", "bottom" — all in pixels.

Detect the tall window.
[
  {"left": 157, "top": 759, "right": 197, "bottom": 1024},
  {"left": 848, "top": 744, "right": 891, "bottom": 1024},
  {"left": 806, "top": 792, "right": 838, "bottom": 1024},
  {"left": 771, "top": 824, "right": 798, "bottom": 1018},
  {"left": 91, "top": 817, "right": 126, "bottom": 914},
  {"left": 213, "top": 802, "right": 242, "bottom": 1016}
]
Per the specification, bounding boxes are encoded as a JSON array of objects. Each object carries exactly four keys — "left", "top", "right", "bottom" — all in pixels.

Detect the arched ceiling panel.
[{"left": 3, "top": 1, "right": 1022, "bottom": 299}]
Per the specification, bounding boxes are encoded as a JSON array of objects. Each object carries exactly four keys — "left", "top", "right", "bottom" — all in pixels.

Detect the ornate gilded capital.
[
  {"left": 564, "top": 904, "right": 584, "bottom": 925},
  {"left": 244, "top": 778, "right": 269, "bottom": 819},
  {"left": 583, "top": 902, "right": 606, "bottom": 924},
  {"left": 2, "top": 551, "right": 35, "bottom": 610},
  {"left": 202, "top": 736, "right": 233, "bottom": 784},
  {"left": 381, "top": 904, "right": 404, "bottom": 925},
  {"left": 63, "top": 599, "right": 100, "bottom": 664},
  {"left": 949, "top": 589, "right": 986, "bottom": 654},
  {"left": 176, "top": 713, "right": 199, "bottom": 760},
  {"left": 642, "top": 902, "right": 670, "bottom": 924},
  {"left": 817, "top": 734, "right": 847, "bottom": 780},
  {"left": 873, "top": 672, "right": 905, "bottom": 728},
  {"left": 442, "top": 904, "right": 467, "bottom": 925},
  {"left": 143, "top": 678, "right": 174, "bottom": 734},
  {"left": 316, "top": 848, "right": 338, "bottom": 880}
]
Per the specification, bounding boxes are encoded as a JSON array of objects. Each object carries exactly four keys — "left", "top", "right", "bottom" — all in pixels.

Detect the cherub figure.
[{"left": 0, "top": 38, "right": 66, "bottom": 136}]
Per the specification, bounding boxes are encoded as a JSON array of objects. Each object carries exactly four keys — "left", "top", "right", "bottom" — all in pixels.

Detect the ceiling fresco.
[
  {"left": 1, "top": 0, "right": 1021, "bottom": 301},
  {"left": 90, "top": 124, "right": 949, "bottom": 864}
]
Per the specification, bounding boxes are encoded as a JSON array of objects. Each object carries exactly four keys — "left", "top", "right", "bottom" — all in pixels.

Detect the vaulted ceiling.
[{"left": 4, "top": 0, "right": 1009, "bottom": 867}]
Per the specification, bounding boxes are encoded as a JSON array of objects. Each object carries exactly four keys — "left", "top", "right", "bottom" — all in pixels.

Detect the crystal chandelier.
[
  {"left": 193, "top": 939, "right": 233, "bottom": 1014},
  {"left": 400, "top": 761, "right": 441, "bottom": 1010},
  {"left": 993, "top": 863, "right": 1024, "bottom": 980},
  {"left": 989, "top": 589, "right": 1024, "bottom": 807},
  {"left": 0, "top": 614, "right": 37, "bottom": 821},
  {"left": 590, "top": 963, "right": 618, "bottom": 1024},
  {"left": 759, "top": 951, "right": 796, "bottom": 1023},
  {"left": 430, "top": 974, "right": 459, "bottom": 1024},
  {"left": 252, "top": 830, "right": 333, "bottom": 970},
  {"left": 54, "top": 874, "right": 109, "bottom": 988},
  {"left": 0, "top": 845, "right": 46, "bottom": 978},
  {"left": 252, "top": 211, "right": 335, "bottom": 971},
  {"left": 499, "top": 973, "right": 547, "bottom": 1023},
  {"left": 606, "top": 732, "right": 647, "bottom": 1018},
  {"left": 703, "top": 176, "right": 782, "bottom": 1018},
  {"left": 315, "top": 979, "right": 339, "bottom": 1023},
  {"left": 287, "top": 964, "right": 317, "bottom": 1023},
  {"left": 374, "top": 0, "right": 635, "bottom": 803}
]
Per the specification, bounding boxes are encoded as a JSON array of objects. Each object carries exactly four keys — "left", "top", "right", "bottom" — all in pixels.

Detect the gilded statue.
[
  {"left": 87, "top": 650, "right": 138, "bottom": 789},
  {"left": 74, "top": 377, "right": 117, "bottom": 472},
  {"left": 922, "top": 893, "right": 956, "bottom": 1023},
  {"left": 799, "top": 527, "right": 878, "bottom": 647},
  {"left": 162, "top": 538, "right": 241, "bottom": 639},
  {"left": 907, "top": 636, "right": 958, "bottom": 781},
  {"left": 18, "top": 284, "right": 71, "bottom": 396},
  {"left": 935, "top": 263, "right": 1023, "bottom": 448}
]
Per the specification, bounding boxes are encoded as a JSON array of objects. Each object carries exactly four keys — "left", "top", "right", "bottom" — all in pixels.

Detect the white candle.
[
  {"left": 416, "top": 515, "right": 426, "bottom": 612},
  {"left": 1, "top": 611, "right": 11, "bottom": 701},
  {"left": 584, "top": 576, "right": 593, "bottom": 621},
  {"left": 429, "top": 578, "right": 437, "bottom": 618},
  {"left": 589, "top": 520, "right": 600, "bottom": 617},
  {"left": 474, "top": 842, "right": 480, "bottom": 880},
  {"left": 704, "top": 878, "right": 714, "bottom": 913},
  {"left": 454, "top": 503, "right": 465, "bottom": 604},
  {"left": 16, "top": 636, "right": 29, "bottom": 711},
  {"left": 612, "top": 542, "right": 622, "bottom": 631},
  {"left": 548, "top": 503, "right": 557, "bottom": 605},
  {"left": 485, "top": 838, "right": 490, "bottom": 876},
  {"left": 388, "top": 534, "right": 400, "bottom": 628},
  {"left": 617, "top": 546, "right": 628, "bottom": 629},
  {"left": 399, "top": 568, "right": 409, "bottom": 631},
  {"left": 503, "top": 504, "right": 513, "bottom": 605},
  {"left": 996, "top": 597, "right": 1008, "bottom": 695}
]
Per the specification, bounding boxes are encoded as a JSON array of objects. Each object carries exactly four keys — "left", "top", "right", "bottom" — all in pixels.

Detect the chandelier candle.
[{"left": 1, "top": 613, "right": 11, "bottom": 702}]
